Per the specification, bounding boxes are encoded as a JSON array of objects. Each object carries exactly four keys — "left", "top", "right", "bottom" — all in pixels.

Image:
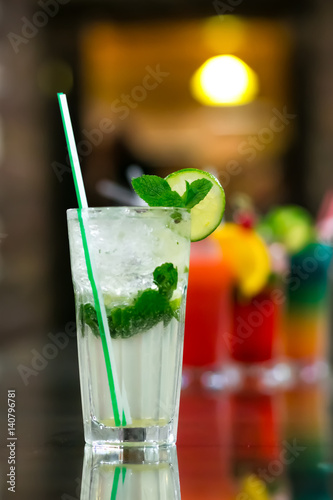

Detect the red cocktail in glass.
[{"left": 183, "top": 239, "right": 232, "bottom": 387}]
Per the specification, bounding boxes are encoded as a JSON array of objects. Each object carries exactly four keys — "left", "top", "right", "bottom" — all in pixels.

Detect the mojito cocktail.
[
  {"left": 67, "top": 207, "right": 191, "bottom": 446},
  {"left": 58, "top": 90, "right": 225, "bottom": 446}
]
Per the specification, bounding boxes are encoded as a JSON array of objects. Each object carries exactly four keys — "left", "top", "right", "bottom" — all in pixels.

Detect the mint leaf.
[
  {"left": 132, "top": 175, "right": 184, "bottom": 207},
  {"left": 153, "top": 262, "right": 178, "bottom": 299},
  {"left": 108, "top": 304, "right": 133, "bottom": 338},
  {"left": 80, "top": 303, "right": 99, "bottom": 338},
  {"left": 132, "top": 289, "right": 173, "bottom": 330},
  {"left": 85, "top": 290, "right": 173, "bottom": 339},
  {"left": 133, "top": 173, "right": 214, "bottom": 211},
  {"left": 80, "top": 263, "right": 180, "bottom": 339},
  {"left": 170, "top": 210, "right": 184, "bottom": 224},
  {"left": 181, "top": 179, "right": 213, "bottom": 209}
]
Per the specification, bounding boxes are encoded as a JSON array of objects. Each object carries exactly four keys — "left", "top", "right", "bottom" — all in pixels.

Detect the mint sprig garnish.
[
  {"left": 181, "top": 179, "right": 213, "bottom": 209},
  {"left": 80, "top": 262, "right": 181, "bottom": 339},
  {"left": 132, "top": 174, "right": 213, "bottom": 209},
  {"left": 132, "top": 175, "right": 184, "bottom": 207}
]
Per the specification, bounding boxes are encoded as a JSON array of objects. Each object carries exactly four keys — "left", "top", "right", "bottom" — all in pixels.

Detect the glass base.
[
  {"left": 281, "top": 359, "right": 330, "bottom": 385},
  {"left": 85, "top": 419, "right": 176, "bottom": 447},
  {"left": 84, "top": 443, "right": 178, "bottom": 463},
  {"left": 182, "top": 366, "right": 242, "bottom": 391},
  {"left": 219, "top": 361, "right": 294, "bottom": 392},
  {"left": 181, "top": 360, "right": 329, "bottom": 392}
]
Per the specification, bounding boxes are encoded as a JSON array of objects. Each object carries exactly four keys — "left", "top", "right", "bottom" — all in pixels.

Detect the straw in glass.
[
  {"left": 110, "top": 466, "right": 127, "bottom": 500},
  {"left": 57, "top": 92, "right": 131, "bottom": 427}
]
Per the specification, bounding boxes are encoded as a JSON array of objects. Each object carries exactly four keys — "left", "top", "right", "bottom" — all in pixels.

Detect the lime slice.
[{"left": 165, "top": 168, "right": 225, "bottom": 242}]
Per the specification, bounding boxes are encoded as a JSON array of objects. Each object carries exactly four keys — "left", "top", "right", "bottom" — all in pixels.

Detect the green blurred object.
[
  {"left": 287, "top": 242, "right": 333, "bottom": 309},
  {"left": 257, "top": 205, "right": 316, "bottom": 254}
]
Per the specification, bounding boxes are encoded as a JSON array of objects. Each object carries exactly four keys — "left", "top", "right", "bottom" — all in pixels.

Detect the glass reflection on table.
[
  {"left": 282, "top": 384, "right": 331, "bottom": 500},
  {"left": 230, "top": 391, "right": 291, "bottom": 498},
  {"left": 80, "top": 445, "right": 180, "bottom": 500}
]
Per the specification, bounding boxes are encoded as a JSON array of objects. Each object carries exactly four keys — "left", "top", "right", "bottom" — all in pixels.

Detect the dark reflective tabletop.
[{"left": 1, "top": 332, "right": 333, "bottom": 499}]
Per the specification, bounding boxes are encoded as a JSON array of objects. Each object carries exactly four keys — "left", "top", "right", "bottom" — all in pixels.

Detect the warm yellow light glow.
[{"left": 191, "top": 55, "right": 259, "bottom": 106}]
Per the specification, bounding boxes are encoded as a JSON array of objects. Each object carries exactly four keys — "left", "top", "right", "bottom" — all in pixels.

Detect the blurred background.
[
  {"left": 1, "top": 0, "right": 333, "bottom": 339},
  {"left": 1, "top": 0, "right": 333, "bottom": 497}
]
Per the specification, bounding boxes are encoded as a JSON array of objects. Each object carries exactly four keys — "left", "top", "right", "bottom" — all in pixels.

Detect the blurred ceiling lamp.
[{"left": 190, "top": 55, "right": 259, "bottom": 106}]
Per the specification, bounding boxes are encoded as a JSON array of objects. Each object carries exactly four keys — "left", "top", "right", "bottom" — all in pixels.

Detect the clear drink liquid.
[{"left": 67, "top": 207, "right": 191, "bottom": 446}]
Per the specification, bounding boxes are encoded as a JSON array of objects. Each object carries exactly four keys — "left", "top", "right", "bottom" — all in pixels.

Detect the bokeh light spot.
[{"left": 191, "top": 55, "right": 259, "bottom": 106}]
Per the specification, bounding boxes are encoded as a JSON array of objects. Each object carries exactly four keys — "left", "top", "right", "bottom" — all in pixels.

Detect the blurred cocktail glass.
[
  {"left": 258, "top": 205, "right": 333, "bottom": 384},
  {"left": 230, "top": 289, "right": 278, "bottom": 364},
  {"left": 282, "top": 242, "right": 332, "bottom": 382},
  {"left": 182, "top": 238, "right": 232, "bottom": 389},
  {"left": 213, "top": 222, "right": 284, "bottom": 390}
]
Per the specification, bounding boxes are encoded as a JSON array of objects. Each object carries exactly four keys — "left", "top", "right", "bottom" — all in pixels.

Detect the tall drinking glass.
[
  {"left": 182, "top": 238, "right": 232, "bottom": 389},
  {"left": 282, "top": 242, "right": 333, "bottom": 382},
  {"left": 226, "top": 281, "right": 285, "bottom": 390},
  {"left": 67, "top": 207, "right": 191, "bottom": 446}
]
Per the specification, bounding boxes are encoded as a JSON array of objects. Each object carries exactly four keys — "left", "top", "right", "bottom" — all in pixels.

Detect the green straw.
[
  {"left": 110, "top": 467, "right": 121, "bottom": 500},
  {"left": 57, "top": 92, "right": 131, "bottom": 427},
  {"left": 110, "top": 466, "right": 127, "bottom": 500}
]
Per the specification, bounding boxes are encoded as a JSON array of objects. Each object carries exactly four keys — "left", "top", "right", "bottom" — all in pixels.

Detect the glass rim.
[{"left": 67, "top": 206, "right": 190, "bottom": 220}]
